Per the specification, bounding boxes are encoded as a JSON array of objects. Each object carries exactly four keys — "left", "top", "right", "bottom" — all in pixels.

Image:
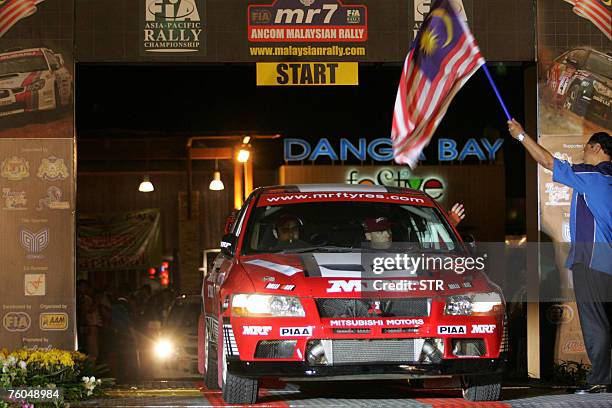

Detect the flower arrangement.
[{"left": 0, "top": 348, "right": 113, "bottom": 407}]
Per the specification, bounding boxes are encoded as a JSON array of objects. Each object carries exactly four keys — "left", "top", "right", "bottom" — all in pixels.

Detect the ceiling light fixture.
[
  {"left": 209, "top": 160, "right": 225, "bottom": 191},
  {"left": 139, "top": 175, "right": 154, "bottom": 193}
]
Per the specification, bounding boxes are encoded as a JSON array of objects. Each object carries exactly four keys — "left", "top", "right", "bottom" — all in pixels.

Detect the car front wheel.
[
  {"left": 221, "top": 329, "right": 259, "bottom": 404},
  {"left": 461, "top": 375, "right": 502, "bottom": 401},
  {"left": 203, "top": 318, "right": 219, "bottom": 389}
]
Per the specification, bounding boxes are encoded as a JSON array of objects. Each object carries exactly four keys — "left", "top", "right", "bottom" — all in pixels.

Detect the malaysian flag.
[
  {"left": 565, "top": 0, "right": 611, "bottom": 40},
  {"left": 392, "top": 0, "right": 484, "bottom": 168},
  {"left": 0, "top": 0, "right": 45, "bottom": 38}
]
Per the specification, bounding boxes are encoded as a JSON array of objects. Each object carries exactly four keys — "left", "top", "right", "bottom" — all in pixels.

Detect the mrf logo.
[
  {"left": 242, "top": 326, "right": 272, "bottom": 336},
  {"left": 280, "top": 326, "right": 312, "bottom": 336},
  {"left": 471, "top": 324, "right": 495, "bottom": 334},
  {"left": 437, "top": 325, "right": 466, "bottom": 335},
  {"left": 143, "top": 0, "right": 204, "bottom": 54}
]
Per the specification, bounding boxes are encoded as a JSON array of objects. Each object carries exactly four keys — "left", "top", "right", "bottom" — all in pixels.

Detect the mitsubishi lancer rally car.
[
  {"left": 199, "top": 185, "right": 506, "bottom": 404},
  {"left": 0, "top": 48, "right": 72, "bottom": 118}
]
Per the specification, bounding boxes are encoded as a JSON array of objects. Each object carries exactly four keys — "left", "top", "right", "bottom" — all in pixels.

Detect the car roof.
[{"left": 259, "top": 184, "right": 430, "bottom": 197}]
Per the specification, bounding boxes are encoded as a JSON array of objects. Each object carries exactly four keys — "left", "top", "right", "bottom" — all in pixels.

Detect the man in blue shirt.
[{"left": 508, "top": 119, "right": 611, "bottom": 393}]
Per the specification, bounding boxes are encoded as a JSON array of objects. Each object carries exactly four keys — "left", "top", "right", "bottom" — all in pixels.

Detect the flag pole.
[{"left": 481, "top": 64, "right": 511, "bottom": 121}]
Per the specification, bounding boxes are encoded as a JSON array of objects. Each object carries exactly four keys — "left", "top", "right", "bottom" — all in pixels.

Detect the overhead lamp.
[
  {"left": 209, "top": 160, "right": 225, "bottom": 191},
  {"left": 242, "top": 136, "right": 251, "bottom": 144},
  {"left": 139, "top": 175, "right": 154, "bottom": 192},
  {"left": 237, "top": 147, "right": 250, "bottom": 163}
]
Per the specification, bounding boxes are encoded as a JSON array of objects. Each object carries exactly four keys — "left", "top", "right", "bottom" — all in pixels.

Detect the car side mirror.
[
  {"left": 221, "top": 233, "right": 236, "bottom": 257},
  {"left": 54, "top": 54, "right": 64, "bottom": 66},
  {"left": 224, "top": 210, "right": 238, "bottom": 234}
]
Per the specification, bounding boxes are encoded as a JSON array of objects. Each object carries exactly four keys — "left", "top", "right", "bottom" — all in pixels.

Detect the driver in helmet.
[{"left": 273, "top": 214, "right": 309, "bottom": 249}]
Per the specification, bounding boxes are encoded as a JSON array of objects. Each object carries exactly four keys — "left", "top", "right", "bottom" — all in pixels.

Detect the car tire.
[
  {"left": 221, "top": 331, "right": 258, "bottom": 404},
  {"left": 203, "top": 318, "right": 219, "bottom": 390},
  {"left": 461, "top": 375, "right": 501, "bottom": 401}
]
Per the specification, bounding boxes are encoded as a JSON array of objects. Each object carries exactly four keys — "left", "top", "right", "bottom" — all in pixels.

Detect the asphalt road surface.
[{"left": 75, "top": 380, "right": 612, "bottom": 407}]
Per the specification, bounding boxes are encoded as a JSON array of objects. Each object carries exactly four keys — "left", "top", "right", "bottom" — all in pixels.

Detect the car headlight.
[
  {"left": 154, "top": 339, "right": 174, "bottom": 359},
  {"left": 26, "top": 79, "right": 46, "bottom": 92},
  {"left": 593, "top": 81, "right": 612, "bottom": 98},
  {"left": 231, "top": 294, "right": 305, "bottom": 317},
  {"left": 445, "top": 292, "right": 502, "bottom": 315}
]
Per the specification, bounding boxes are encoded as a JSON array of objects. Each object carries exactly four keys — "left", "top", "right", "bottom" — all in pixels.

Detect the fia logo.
[
  {"left": 25, "top": 274, "right": 46, "bottom": 296},
  {"left": 3, "top": 312, "right": 31, "bottom": 332},
  {"left": 20, "top": 228, "right": 49, "bottom": 256},
  {"left": 347, "top": 9, "right": 361, "bottom": 24},
  {"left": 145, "top": 0, "right": 200, "bottom": 21}
]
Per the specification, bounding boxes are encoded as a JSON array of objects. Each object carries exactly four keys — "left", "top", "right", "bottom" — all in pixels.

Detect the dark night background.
[{"left": 75, "top": 62, "right": 528, "bottom": 233}]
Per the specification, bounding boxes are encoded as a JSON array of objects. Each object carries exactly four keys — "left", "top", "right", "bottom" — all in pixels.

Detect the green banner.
[{"left": 77, "top": 208, "right": 162, "bottom": 271}]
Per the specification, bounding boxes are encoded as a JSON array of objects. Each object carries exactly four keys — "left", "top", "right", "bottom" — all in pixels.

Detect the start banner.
[{"left": 256, "top": 62, "right": 358, "bottom": 85}]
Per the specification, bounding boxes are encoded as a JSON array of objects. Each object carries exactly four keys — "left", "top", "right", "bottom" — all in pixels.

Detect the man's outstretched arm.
[{"left": 507, "top": 119, "right": 554, "bottom": 170}]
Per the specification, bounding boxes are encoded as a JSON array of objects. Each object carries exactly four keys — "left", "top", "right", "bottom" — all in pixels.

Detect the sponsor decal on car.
[
  {"left": 438, "top": 325, "right": 466, "bottom": 334},
  {"left": 280, "top": 326, "right": 312, "bottom": 336},
  {"left": 471, "top": 324, "right": 495, "bottom": 334},
  {"left": 329, "top": 318, "right": 424, "bottom": 327},
  {"left": 245, "top": 259, "right": 302, "bottom": 276},
  {"left": 242, "top": 326, "right": 272, "bottom": 336}
]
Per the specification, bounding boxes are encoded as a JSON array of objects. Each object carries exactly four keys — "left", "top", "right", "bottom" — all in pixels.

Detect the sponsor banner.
[
  {"left": 537, "top": 0, "right": 611, "bottom": 365},
  {"left": 248, "top": 0, "right": 368, "bottom": 43},
  {"left": 256, "top": 62, "right": 358, "bottom": 86},
  {"left": 77, "top": 208, "right": 163, "bottom": 271},
  {"left": 140, "top": 0, "right": 206, "bottom": 56},
  {"left": 0, "top": 138, "right": 75, "bottom": 350},
  {"left": 0, "top": 0, "right": 75, "bottom": 350}
]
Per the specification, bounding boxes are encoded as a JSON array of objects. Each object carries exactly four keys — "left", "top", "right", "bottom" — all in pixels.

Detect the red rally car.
[{"left": 199, "top": 184, "right": 507, "bottom": 404}]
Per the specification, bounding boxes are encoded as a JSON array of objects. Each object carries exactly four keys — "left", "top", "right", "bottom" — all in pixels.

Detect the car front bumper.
[{"left": 227, "top": 354, "right": 506, "bottom": 379}]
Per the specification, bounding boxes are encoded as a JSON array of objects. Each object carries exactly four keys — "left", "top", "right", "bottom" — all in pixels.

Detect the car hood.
[
  {"left": 0, "top": 72, "right": 40, "bottom": 89},
  {"left": 239, "top": 252, "right": 494, "bottom": 298}
]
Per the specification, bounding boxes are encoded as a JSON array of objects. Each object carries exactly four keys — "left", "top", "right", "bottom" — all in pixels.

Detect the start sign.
[{"left": 257, "top": 62, "right": 358, "bottom": 86}]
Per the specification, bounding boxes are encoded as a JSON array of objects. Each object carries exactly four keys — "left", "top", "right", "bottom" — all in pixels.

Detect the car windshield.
[
  {"left": 584, "top": 53, "right": 612, "bottom": 79},
  {"left": 165, "top": 301, "right": 200, "bottom": 328},
  {"left": 243, "top": 199, "right": 460, "bottom": 254},
  {"left": 0, "top": 55, "right": 48, "bottom": 76}
]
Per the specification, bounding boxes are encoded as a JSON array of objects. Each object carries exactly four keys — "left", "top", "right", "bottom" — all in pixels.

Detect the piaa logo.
[{"left": 146, "top": 0, "right": 200, "bottom": 21}]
